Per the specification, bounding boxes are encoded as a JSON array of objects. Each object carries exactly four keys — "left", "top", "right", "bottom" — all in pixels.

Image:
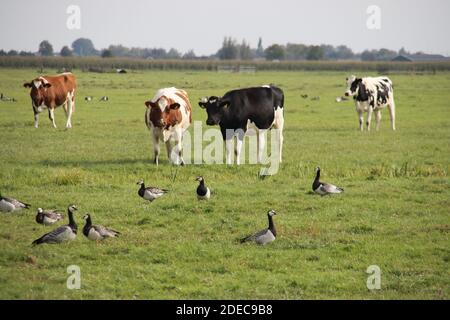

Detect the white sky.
[{"left": 1, "top": 0, "right": 449, "bottom": 56}]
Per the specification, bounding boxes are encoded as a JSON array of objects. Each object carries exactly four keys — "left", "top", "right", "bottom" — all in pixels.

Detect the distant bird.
[
  {"left": 311, "top": 96, "right": 320, "bottom": 101},
  {"left": 84, "top": 96, "right": 93, "bottom": 102},
  {"left": 312, "top": 167, "right": 344, "bottom": 196},
  {"left": 301, "top": 94, "right": 308, "bottom": 99},
  {"left": 335, "top": 96, "right": 349, "bottom": 103},
  {"left": 82, "top": 213, "right": 120, "bottom": 241},
  {"left": 0, "top": 194, "right": 30, "bottom": 212},
  {"left": 241, "top": 209, "right": 277, "bottom": 245},
  {"left": 32, "top": 205, "right": 78, "bottom": 245},
  {"left": 137, "top": 180, "right": 168, "bottom": 202},
  {"left": 99, "top": 96, "right": 109, "bottom": 101},
  {"left": 35, "top": 208, "right": 64, "bottom": 226},
  {"left": 0, "top": 93, "right": 16, "bottom": 102},
  {"left": 195, "top": 176, "right": 210, "bottom": 200}
]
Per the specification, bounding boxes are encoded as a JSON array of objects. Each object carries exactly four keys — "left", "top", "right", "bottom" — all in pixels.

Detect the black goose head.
[
  {"left": 67, "top": 204, "right": 78, "bottom": 231},
  {"left": 195, "top": 176, "right": 205, "bottom": 184},
  {"left": 267, "top": 209, "right": 277, "bottom": 237}
]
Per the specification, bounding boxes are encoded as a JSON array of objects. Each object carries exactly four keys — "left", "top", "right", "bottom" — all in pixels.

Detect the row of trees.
[{"left": 0, "top": 37, "right": 416, "bottom": 61}]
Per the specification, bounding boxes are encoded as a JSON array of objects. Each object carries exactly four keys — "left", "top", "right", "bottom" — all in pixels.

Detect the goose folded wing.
[
  {"left": 94, "top": 225, "right": 120, "bottom": 237},
  {"left": 320, "top": 183, "right": 343, "bottom": 193},
  {"left": 146, "top": 187, "right": 168, "bottom": 195},
  {"left": 42, "top": 226, "right": 73, "bottom": 243},
  {"left": 241, "top": 228, "right": 268, "bottom": 243}
]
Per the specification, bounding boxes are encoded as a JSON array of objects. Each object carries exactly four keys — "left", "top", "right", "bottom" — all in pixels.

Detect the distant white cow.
[{"left": 344, "top": 75, "right": 396, "bottom": 131}]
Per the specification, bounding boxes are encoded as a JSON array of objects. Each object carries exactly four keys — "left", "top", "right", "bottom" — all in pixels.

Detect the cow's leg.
[
  {"left": 165, "top": 140, "right": 173, "bottom": 163},
  {"left": 258, "top": 129, "right": 267, "bottom": 163},
  {"left": 273, "top": 108, "right": 284, "bottom": 163},
  {"left": 357, "top": 109, "right": 364, "bottom": 131},
  {"left": 388, "top": 99, "right": 396, "bottom": 130},
  {"left": 173, "top": 129, "right": 185, "bottom": 166},
  {"left": 375, "top": 110, "right": 382, "bottom": 131},
  {"left": 366, "top": 107, "right": 373, "bottom": 131},
  {"left": 48, "top": 108, "right": 57, "bottom": 128},
  {"left": 152, "top": 131, "right": 160, "bottom": 165},
  {"left": 235, "top": 130, "right": 245, "bottom": 165},
  {"left": 33, "top": 107, "right": 39, "bottom": 128},
  {"left": 65, "top": 93, "right": 74, "bottom": 129}
]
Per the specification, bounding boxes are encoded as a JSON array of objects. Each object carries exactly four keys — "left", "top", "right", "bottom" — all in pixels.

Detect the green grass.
[{"left": 0, "top": 68, "right": 449, "bottom": 299}]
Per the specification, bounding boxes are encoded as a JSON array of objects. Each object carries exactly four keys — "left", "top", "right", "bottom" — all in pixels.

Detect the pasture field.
[{"left": 0, "top": 68, "right": 449, "bottom": 299}]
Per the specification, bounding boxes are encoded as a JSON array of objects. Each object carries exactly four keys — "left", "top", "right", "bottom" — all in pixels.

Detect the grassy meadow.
[{"left": 0, "top": 68, "right": 449, "bottom": 299}]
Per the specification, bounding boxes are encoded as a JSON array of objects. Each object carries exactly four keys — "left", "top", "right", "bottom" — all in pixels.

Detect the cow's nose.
[{"left": 344, "top": 92, "right": 349, "bottom": 97}]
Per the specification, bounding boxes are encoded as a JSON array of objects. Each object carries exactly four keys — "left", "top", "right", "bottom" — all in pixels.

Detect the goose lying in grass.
[
  {"left": 35, "top": 208, "right": 64, "bottom": 225},
  {"left": 83, "top": 213, "right": 120, "bottom": 241},
  {"left": 137, "top": 180, "right": 168, "bottom": 202},
  {"left": 241, "top": 210, "right": 277, "bottom": 245},
  {"left": 195, "top": 176, "right": 211, "bottom": 200},
  {"left": 32, "top": 205, "right": 78, "bottom": 245},
  {"left": 0, "top": 194, "right": 31, "bottom": 212},
  {"left": 312, "top": 167, "right": 344, "bottom": 196}
]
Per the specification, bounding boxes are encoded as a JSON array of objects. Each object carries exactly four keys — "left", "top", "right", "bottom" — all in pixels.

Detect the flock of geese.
[{"left": 0, "top": 167, "right": 343, "bottom": 246}]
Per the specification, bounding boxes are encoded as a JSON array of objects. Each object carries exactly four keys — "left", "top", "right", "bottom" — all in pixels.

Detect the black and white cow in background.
[
  {"left": 344, "top": 75, "right": 396, "bottom": 131},
  {"left": 199, "top": 85, "right": 284, "bottom": 165}
]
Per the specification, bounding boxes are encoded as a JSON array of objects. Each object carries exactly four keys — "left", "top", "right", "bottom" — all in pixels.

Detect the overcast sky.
[{"left": 1, "top": 0, "right": 449, "bottom": 56}]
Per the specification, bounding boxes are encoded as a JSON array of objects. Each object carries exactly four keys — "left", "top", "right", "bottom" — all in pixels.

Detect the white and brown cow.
[
  {"left": 344, "top": 75, "right": 396, "bottom": 131},
  {"left": 144, "top": 87, "right": 192, "bottom": 165},
  {"left": 24, "top": 73, "right": 76, "bottom": 128}
]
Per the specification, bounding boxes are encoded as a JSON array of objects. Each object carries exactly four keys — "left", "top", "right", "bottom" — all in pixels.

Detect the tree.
[
  {"left": 217, "top": 37, "right": 239, "bottom": 60},
  {"left": 361, "top": 50, "right": 376, "bottom": 61},
  {"left": 167, "top": 48, "right": 181, "bottom": 59},
  {"left": 7, "top": 50, "right": 18, "bottom": 56},
  {"left": 39, "top": 40, "right": 54, "bottom": 56},
  {"left": 60, "top": 46, "right": 73, "bottom": 57},
  {"left": 72, "top": 38, "right": 96, "bottom": 56},
  {"left": 101, "top": 49, "right": 113, "bottom": 58},
  {"left": 285, "top": 43, "right": 308, "bottom": 60},
  {"left": 264, "top": 44, "right": 285, "bottom": 61},
  {"left": 182, "top": 50, "right": 196, "bottom": 59},
  {"left": 256, "top": 37, "right": 264, "bottom": 58},
  {"left": 306, "top": 45, "right": 324, "bottom": 60},
  {"left": 335, "top": 45, "right": 354, "bottom": 60},
  {"left": 239, "top": 40, "right": 252, "bottom": 60}
]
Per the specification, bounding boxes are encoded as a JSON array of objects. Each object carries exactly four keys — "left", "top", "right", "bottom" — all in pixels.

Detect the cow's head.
[
  {"left": 344, "top": 75, "right": 362, "bottom": 97},
  {"left": 198, "top": 96, "right": 230, "bottom": 126},
  {"left": 145, "top": 95, "right": 181, "bottom": 129},
  {"left": 23, "top": 77, "right": 51, "bottom": 109}
]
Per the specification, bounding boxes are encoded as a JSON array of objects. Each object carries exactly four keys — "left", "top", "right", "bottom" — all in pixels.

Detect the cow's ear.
[
  {"left": 198, "top": 102, "right": 207, "bottom": 109},
  {"left": 169, "top": 103, "right": 181, "bottom": 110},
  {"left": 145, "top": 101, "right": 157, "bottom": 108},
  {"left": 23, "top": 82, "right": 32, "bottom": 88},
  {"left": 218, "top": 100, "right": 230, "bottom": 108}
]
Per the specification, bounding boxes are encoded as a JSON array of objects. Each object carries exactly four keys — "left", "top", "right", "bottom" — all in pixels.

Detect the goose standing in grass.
[
  {"left": 0, "top": 194, "right": 31, "bottom": 212},
  {"left": 195, "top": 176, "right": 211, "bottom": 200},
  {"left": 35, "top": 208, "right": 64, "bottom": 225},
  {"left": 137, "top": 180, "right": 168, "bottom": 203},
  {"left": 241, "top": 210, "right": 277, "bottom": 245},
  {"left": 32, "top": 205, "right": 78, "bottom": 245},
  {"left": 82, "top": 213, "right": 120, "bottom": 241},
  {"left": 312, "top": 167, "right": 344, "bottom": 196}
]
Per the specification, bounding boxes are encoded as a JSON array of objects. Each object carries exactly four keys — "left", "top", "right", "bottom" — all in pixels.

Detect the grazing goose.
[
  {"left": 312, "top": 167, "right": 344, "bottom": 196},
  {"left": 195, "top": 176, "right": 211, "bottom": 200},
  {"left": 137, "top": 180, "right": 168, "bottom": 202},
  {"left": 35, "top": 208, "right": 64, "bottom": 226},
  {"left": 0, "top": 194, "right": 31, "bottom": 212},
  {"left": 82, "top": 213, "right": 120, "bottom": 241},
  {"left": 32, "top": 205, "right": 78, "bottom": 245},
  {"left": 241, "top": 210, "right": 277, "bottom": 245}
]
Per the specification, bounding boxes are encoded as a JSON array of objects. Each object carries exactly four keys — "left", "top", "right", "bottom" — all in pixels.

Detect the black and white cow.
[
  {"left": 198, "top": 85, "right": 284, "bottom": 164},
  {"left": 344, "top": 75, "right": 396, "bottom": 131}
]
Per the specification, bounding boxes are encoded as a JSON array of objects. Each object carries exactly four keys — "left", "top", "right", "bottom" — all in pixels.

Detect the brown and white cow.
[
  {"left": 144, "top": 87, "right": 192, "bottom": 165},
  {"left": 23, "top": 73, "right": 76, "bottom": 128}
]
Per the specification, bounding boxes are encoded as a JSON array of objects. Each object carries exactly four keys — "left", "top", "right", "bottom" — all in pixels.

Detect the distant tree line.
[{"left": 0, "top": 38, "right": 434, "bottom": 62}]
